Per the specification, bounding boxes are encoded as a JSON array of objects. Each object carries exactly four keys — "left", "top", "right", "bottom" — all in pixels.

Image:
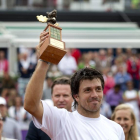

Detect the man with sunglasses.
[{"left": 24, "top": 31, "right": 125, "bottom": 140}]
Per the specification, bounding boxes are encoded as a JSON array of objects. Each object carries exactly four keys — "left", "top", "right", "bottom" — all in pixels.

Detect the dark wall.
[{"left": 0, "top": 10, "right": 140, "bottom": 26}]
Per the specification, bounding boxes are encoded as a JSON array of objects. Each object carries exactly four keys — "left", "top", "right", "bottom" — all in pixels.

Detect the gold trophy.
[{"left": 36, "top": 10, "right": 67, "bottom": 64}]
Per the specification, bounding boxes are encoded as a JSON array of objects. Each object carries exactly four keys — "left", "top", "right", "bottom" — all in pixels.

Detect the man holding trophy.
[{"left": 24, "top": 10, "right": 125, "bottom": 140}]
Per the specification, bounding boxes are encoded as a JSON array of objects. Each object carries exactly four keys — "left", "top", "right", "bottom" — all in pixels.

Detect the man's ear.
[{"left": 73, "top": 94, "right": 79, "bottom": 102}]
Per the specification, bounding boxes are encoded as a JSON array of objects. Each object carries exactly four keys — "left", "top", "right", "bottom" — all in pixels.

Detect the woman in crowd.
[{"left": 111, "top": 104, "right": 140, "bottom": 140}]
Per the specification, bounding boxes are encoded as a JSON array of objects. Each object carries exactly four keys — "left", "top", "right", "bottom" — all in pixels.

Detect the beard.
[
  {"left": 80, "top": 102, "right": 101, "bottom": 114},
  {"left": 80, "top": 97, "right": 102, "bottom": 114}
]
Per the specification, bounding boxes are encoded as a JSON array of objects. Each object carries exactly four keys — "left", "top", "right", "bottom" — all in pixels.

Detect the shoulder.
[
  {"left": 101, "top": 115, "right": 124, "bottom": 136},
  {"left": 8, "top": 106, "right": 15, "bottom": 111},
  {"left": 42, "top": 100, "right": 70, "bottom": 118},
  {"left": 101, "top": 115, "right": 122, "bottom": 129},
  {"left": 5, "top": 117, "right": 18, "bottom": 125}
]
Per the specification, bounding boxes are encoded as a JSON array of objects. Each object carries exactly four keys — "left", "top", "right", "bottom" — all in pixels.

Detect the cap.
[{"left": 0, "top": 97, "right": 6, "bottom": 105}]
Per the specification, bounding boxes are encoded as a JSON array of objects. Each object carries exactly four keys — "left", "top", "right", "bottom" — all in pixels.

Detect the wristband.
[{"left": 39, "top": 59, "right": 50, "bottom": 64}]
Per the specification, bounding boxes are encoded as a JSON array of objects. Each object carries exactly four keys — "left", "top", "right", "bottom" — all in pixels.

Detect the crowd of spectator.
[
  {"left": 2, "top": 0, "right": 140, "bottom": 11},
  {"left": 0, "top": 47, "right": 140, "bottom": 139}
]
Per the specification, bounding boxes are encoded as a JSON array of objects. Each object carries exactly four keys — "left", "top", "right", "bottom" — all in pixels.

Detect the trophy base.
[{"left": 39, "top": 37, "right": 67, "bottom": 64}]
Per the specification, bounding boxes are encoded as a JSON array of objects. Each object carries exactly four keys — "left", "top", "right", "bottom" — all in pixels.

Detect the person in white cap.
[{"left": 0, "top": 97, "right": 21, "bottom": 140}]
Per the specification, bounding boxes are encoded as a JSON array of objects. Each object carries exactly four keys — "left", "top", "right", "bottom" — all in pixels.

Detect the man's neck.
[{"left": 77, "top": 106, "right": 100, "bottom": 118}]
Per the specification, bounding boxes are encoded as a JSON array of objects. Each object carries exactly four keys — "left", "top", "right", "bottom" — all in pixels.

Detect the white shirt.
[
  {"left": 33, "top": 101, "right": 125, "bottom": 140},
  {"left": 124, "top": 90, "right": 139, "bottom": 121},
  {"left": 58, "top": 55, "right": 77, "bottom": 76}
]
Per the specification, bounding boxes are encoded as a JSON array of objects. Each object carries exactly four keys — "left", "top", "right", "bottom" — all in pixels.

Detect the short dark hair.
[
  {"left": 71, "top": 67, "right": 104, "bottom": 109},
  {"left": 51, "top": 77, "right": 70, "bottom": 94}
]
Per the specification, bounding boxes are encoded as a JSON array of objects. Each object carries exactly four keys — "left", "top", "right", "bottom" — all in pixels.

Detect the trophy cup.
[{"left": 36, "top": 10, "right": 67, "bottom": 64}]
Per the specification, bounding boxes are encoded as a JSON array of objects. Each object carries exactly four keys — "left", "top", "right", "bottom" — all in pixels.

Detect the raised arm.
[{"left": 24, "top": 31, "right": 49, "bottom": 124}]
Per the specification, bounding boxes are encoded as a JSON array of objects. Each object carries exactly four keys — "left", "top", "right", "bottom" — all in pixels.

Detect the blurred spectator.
[
  {"left": 0, "top": 112, "right": 17, "bottom": 140},
  {"left": 58, "top": 49, "right": 77, "bottom": 76},
  {"left": 71, "top": 48, "right": 81, "bottom": 64},
  {"left": 114, "top": 64, "right": 132, "bottom": 91},
  {"left": 127, "top": 54, "right": 140, "bottom": 90},
  {"left": 0, "top": 88, "right": 18, "bottom": 108},
  {"left": 125, "top": 48, "right": 132, "bottom": 59},
  {"left": 1, "top": 88, "right": 9, "bottom": 102},
  {"left": 0, "top": 97, "right": 21, "bottom": 140},
  {"left": 100, "top": 99, "right": 112, "bottom": 119},
  {"left": 131, "top": 0, "right": 140, "bottom": 9},
  {"left": 8, "top": 95, "right": 30, "bottom": 130},
  {"left": 47, "top": 64, "right": 62, "bottom": 78},
  {"left": 78, "top": 52, "right": 96, "bottom": 69},
  {"left": 7, "top": 89, "right": 18, "bottom": 108},
  {"left": 111, "top": 56, "right": 124, "bottom": 76},
  {"left": 116, "top": 48, "right": 123, "bottom": 56},
  {"left": 63, "top": 0, "right": 71, "bottom": 9},
  {"left": 106, "top": 84, "right": 123, "bottom": 112},
  {"left": 0, "top": 73, "right": 16, "bottom": 93},
  {"left": 42, "top": 77, "right": 53, "bottom": 100},
  {"left": 0, "top": 50, "right": 9, "bottom": 76},
  {"left": 106, "top": 48, "right": 114, "bottom": 65},
  {"left": 95, "top": 49, "right": 111, "bottom": 72},
  {"left": 123, "top": 81, "right": 139, "bottom": 121},
  {"left": 18, "top": 50, "right": 35, "bottom": 97},
  {"left": 103, "top": 68, "right": 115, "bottom": 95}
]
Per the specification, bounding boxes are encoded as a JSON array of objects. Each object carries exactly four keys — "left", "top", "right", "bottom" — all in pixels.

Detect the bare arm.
[
  {"left": 24, "top": 31, "right": 49, "bottom": 124},
  {"left": 123, "top": 95, "right": 139, "bottom": 102}
]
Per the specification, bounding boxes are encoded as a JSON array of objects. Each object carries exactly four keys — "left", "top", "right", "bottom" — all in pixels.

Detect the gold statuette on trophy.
[{"left": 36, "top": 9, "right": 67, "bottom": 64}]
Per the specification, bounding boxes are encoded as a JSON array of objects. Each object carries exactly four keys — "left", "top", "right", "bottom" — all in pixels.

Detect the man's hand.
[{"left": 36, "top": 31, "right": 49, "bottom": 59}]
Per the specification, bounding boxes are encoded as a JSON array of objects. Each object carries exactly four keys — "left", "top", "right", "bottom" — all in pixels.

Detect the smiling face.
[
  {"left": 114, "top": 109, "right": 134, "bottom": 135},
  {"left": 52, "top": 84, "right": 73, "bottom": 111},
  {"left": 74, "top": 78, "right": 103, "bottom": 117}
]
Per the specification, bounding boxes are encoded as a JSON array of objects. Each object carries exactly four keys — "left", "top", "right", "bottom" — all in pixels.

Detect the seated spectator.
[
  {"left": 7, "top": 89, "right": 18, "bottom": 108},
  {"left": 112, "top": 104, "right": 140, "bottom": 140},
  {"left": 95, "top": 49, "right": 111, "bottom": 72},
  {"left": 78, "top": 52, "right": 96, "bottom": 70},
  {"left": 114, "top": 64, "right": 132, "bottom": 91},
  {"left": 103, "top": 68, "right": 115, "bottom": 95},
  {"left": 127, "top": 54, "right": 140, "bottom": 90},
  {"left": 106, "top": 48, "right": 114, "bottom": 65},
  {"left": 42, "top": 77, "right": 53, "bottom": 100},
  {"left": 106, "top": 84, "right": 123, "bottom": 112},
  {"left": 71, "top": 48, "right": 81, "bottom": 64},
  {"left": 18, "top": 51, "right": 35, "bottom": 97},
  {"left": 0, "top": 112, "right": 16, "bottom": 140},
  {"left": 0, "top": 50, "right": 8, "bottom": 76},
  {"left": 100, "top": 99, "right": 112, "bottom": 119},
  {"left": 8, "top": 95, "right": 30, "bottom": 130},
  {"left": 0, "top": 97, "right": 21, "bottom": 140},
  {"left": 0, "top": 73, "right": 16, "bottom": 95},
  {"left": 123, "top": 81, "right": 139, "bottom": 121},
  {"left": 58, "top": 49, "right": 77, "bottom": 76}
]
